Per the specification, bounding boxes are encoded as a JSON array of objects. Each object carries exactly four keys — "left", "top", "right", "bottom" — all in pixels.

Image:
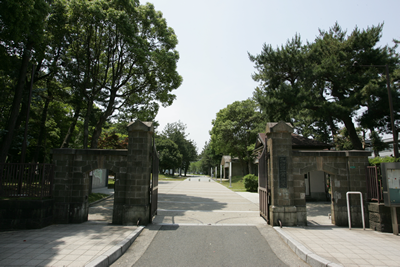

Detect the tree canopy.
[
  {"left": 210, "top": 99, "right": 265, "bottom": 175},
  {"left": 161, "top": 121, "right": 197, "bottom": 176},
  {"left": 0, "top": 0, "right": 181, "bottom": 163},
  {"left": 250, "top": 23, "right": 400, "bottom": 150}
]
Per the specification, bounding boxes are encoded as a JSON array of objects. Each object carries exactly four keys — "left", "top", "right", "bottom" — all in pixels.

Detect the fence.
[
  {"left": 366, "top": 166, "right": 383, "bottom": 203},
  {"left": 0, "top": 163, "right": 54, "bottom": 198}
]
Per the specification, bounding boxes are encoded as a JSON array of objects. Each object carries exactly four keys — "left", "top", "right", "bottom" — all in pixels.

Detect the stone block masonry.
[
  {"left": 265, "top": 121, "right": 371, "bottom": 227},
  {"left": 52, "top": 120, "right": 155, "bottom": 225}
]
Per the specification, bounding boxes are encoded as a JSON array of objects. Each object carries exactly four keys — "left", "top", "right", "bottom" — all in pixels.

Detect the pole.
[
  {"left": 229, "top": 161, "right": 232, "bottom": 188},
  {"left": 356, "top": 63, "right": 398, "bottom": 158},
  {"left": 220, "top": 165, "right": 222, "bottom": 183}
]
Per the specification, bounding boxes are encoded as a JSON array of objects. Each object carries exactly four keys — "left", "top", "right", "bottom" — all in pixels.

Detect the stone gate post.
[
  {"left": 267, "top": 122, "right": 307, "bottom": 226},
  {"left": 113, "top": 120, "right": 154, "bottom": 225}
]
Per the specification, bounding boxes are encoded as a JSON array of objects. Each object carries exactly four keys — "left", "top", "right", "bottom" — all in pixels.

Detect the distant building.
[{"left": 220, "top": 155, "right": 257, "bottom": 178}]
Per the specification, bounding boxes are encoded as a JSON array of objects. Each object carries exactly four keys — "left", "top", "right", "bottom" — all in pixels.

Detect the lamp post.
[{"left": 354, "top": 62, "right": 398, "bottom": 158}]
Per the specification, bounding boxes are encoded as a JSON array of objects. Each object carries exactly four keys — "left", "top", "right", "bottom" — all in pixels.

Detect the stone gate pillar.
[
  {"left": 267, "top": 122, "right": 307, "bottom": 226},
  {"left": 113, "top": 120, "right": 153, "bottom": 225}
]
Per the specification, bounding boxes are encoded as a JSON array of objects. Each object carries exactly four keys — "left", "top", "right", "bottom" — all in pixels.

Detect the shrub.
[
  {"left": 369, "top": 156, "right": 400, "bottom": 166},
  {"left": 243, "top": 174, "right": 258, "bottom": 192}
]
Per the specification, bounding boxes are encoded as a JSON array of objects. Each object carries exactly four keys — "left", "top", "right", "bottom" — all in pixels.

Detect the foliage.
[
  {"left": 97, "top": 132, "right": 128, "bottom": 149},
  {"left": 155, "top": 135, "right": 182, "bottom": 173},
  {"left": 195, "top": 141, "right": 221, "bottom": 175},
  {"left": 369, "top": 131, "right": 389, "bottom": 157},
  {"left": 369, "top": 156, "right": 400, "bottom": 166},
  {"left": 210, "top": 99, "right": 265, "bottom": 175},
  {"left": 243, "top": 174, "right": 258, "bottom": 192},
  {"left": 162, "top": 121, "right": 197, "bottom": 176},
  {"left": 219, "top": 176, "right": 246, "bottom": 192},
  {"left": 250, "top": 23, "right": 400, "bottom": 149},
  {"left": 0, "top": 0, "right": 181, "bottom": 163},
  {"left": 333, "top": 127, "right": 363, "bottom": 150}
]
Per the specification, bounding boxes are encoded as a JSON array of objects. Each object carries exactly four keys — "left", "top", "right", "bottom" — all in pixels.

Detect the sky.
[{"left": 147, "top": 0, "right": 400, "bottom": 153}]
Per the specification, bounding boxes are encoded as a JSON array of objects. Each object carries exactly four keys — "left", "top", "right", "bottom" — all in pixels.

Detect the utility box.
[{"left": 381, "top": 162, "right": 400, "bottom": 207}]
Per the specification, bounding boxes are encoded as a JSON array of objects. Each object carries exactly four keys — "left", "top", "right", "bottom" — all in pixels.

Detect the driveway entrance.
[{"left": 112, "top": 177, "right": 310, "bottom": 267}]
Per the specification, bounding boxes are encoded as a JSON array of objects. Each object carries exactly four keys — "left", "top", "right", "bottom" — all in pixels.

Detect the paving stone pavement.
[
  {"left": 2, "top": 179, "right": 400, "bottom": 267},
  {"left": 0, "top": 223, "right": 142, "bottom": 267}
]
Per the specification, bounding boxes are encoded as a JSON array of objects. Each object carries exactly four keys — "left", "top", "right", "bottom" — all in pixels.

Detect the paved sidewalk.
[
  {"left": 275, "top": 223, "right": 400, "bottom": 267},
  {"left": 234, "top": 191, "right": 400, "bottom": 267},
  {"left": 0, "top": 224, "right": 142, "bottom": 267}
]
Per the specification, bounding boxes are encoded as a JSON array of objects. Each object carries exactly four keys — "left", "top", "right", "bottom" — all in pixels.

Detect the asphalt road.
[
  {"left": 111, "top": 178, "right": 309, "bottom": 267},
  {"left": 128, "top": 225, "right": 287, "bottom": 267}
]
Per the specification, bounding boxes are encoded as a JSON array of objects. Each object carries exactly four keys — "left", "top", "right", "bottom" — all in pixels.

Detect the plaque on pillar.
[{"left": 279, "top": 157, "right": 287, "bottom": 188}]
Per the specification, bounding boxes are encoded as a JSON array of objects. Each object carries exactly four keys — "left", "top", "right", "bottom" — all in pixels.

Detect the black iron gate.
[
  {"left": 258, "top": 145, "right": 270, "bottom": 223},
  {"left": 149, "top": 144, "right": 159, "bottom": 222}
]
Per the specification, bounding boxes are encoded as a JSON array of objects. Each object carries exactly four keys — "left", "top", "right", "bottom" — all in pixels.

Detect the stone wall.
[
  {"left": 52, "top": 149, "right": 128, "bottom": 224},
  {"left": 368, "top": 203, "right": 400, "bottom": 232},
  {"left": 52, "top": 120, "right": 154, "bottom": 225},
  {"left": 0, "top": 199, "right": 54, "bottom": 230},
  {"left": 292, "top": 150, "right": 370, "bottom": 227},
  {"left": 265, "top": 121, "right": 371, "bottom": 227}
]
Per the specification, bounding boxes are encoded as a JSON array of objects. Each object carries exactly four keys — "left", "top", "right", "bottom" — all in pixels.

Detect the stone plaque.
[{"left": 279, "top": 157, "right": 287, "bottom": 188}]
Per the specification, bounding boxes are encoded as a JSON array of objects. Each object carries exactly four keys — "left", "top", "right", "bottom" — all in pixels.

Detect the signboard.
[
  {"left": 381, "top": 163, "right": 400, "bottom": 207},
  {"left": 279, "top": 157, "right": 287, "bottom": 188}
]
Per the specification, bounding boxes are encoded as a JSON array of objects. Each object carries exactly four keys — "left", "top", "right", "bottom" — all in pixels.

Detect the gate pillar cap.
[
  {"left": 127, "top": 120, "right": 154, "bottom": 133},
  {"left": 266, "top": 121, "right": 293, "bottom": 134}
]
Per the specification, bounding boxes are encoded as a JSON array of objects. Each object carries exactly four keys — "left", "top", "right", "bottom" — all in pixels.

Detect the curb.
[
  {"left": 85, "top": 226, "right": 144, "bottom": 267},
  {"left": 89, "top": 193, "right": 114, "bottom": 207},
  {"left": 273, "top": 227, "right": 343, "bottom": 267}
]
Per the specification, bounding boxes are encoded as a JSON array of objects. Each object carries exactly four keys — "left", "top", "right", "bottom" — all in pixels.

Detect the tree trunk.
[
  {"left": 0, "top": 44, "right": 32, "bottom": 163},
  {"left": 327, "top": 116, "right": 337, "bottom": 138},
  {"left": 83, "top": 99, "right": 93, "bottom": 149},
  {"left": 90, "top": 91, "right": 116, "bottom": 148},
  {"left": 341, "top": 115, "right": 363, "bottom": 150},
  {"left": 60, "top": 104, "right": 81, "bottom": 148},
  {"left": 34, "top": 89, "right": 52, "bottom": 163}
]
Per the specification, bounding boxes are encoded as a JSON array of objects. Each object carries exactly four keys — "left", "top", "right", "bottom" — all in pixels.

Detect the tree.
[
  {"left": 250, "top": 23, "right": 399, "bottom": 149},
  {"left": 60, "top": 0, "right": 182, "bottom": 149},
  {"left": 155, "top": 135, "right": 182, "bottom": 173},
  {"left": 162, "top": 121, "right": 197, "bottom": 176},
  {"left": 198, "top": 141, "right": 221, "bottom": 175},
  {"left": 210, "top": 99, "right": 265, "bottom": 175},
  {"left": 369, "top": 131, "right": 389, "bottom": 157},
  {"left": 0, "top": 0, "right": 51, "bottom": 163}
]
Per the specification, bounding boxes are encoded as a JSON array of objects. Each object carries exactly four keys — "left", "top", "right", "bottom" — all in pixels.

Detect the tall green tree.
[
  {"left": 155, "top": 135, "right": 182, "bottom": 173},
  {"left": 0, "top": 0, "right": 51, "bottom": 163},
  {"left": 250, "top": 23, "right": 399, "bottom": 149},
  {"left": 61, "top": 0, "right": 181, "bottom": 149},
  {"left": 210, "top": 99, "right": 265, "bottom": 175},
  {"left": 198, "top": 140, "right": 221, "bottom": 175},
  {"left": 162, "top": 121, "right": 197, "bottom": 176}
]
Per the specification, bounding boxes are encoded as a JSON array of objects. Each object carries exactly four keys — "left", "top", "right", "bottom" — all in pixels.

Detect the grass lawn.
[
  {"left": 88, "top": 193, "right": 109, "bottom": 203},
  {"left": 219, "top": 176, "right": 247, "bottom": 192}
]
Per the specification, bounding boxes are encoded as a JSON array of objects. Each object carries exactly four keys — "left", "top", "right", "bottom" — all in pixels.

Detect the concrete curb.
[
  {"left": 85, "top": 226, "right": 144, "bottom": 267},
  {"left": 89, "top": 193, "right": 114, "bottom": 207},
  {"left": 273, "top": 227, "right": 343, "bottom": 267}
]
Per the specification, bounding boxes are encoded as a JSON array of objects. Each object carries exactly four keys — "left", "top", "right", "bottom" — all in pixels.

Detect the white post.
[
  {"left": 229, "top": 161, "right": 232, "bottom": 188},
  {"left": 346, "top": 191, "right": 365, "bottom": 230},
  {"left": 215, "top": 167, "right": 217, "bottom": 181},
  {"left": 210, "top": 167, "right": 213, "bottom": 178},
  {"left": 220, "top": 165, "right": 222, "bottom": 183}
]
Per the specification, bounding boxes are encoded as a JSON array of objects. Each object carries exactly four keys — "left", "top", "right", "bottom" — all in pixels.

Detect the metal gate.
[
  {"left": 149, "top": 144, "right": 159, "bottom": 222},
  {"left": 366, "top": 166, "right": 383, "bottom": 203},
  {"left": 258, "top": 145, "right": 270, "bottom": 223}
]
